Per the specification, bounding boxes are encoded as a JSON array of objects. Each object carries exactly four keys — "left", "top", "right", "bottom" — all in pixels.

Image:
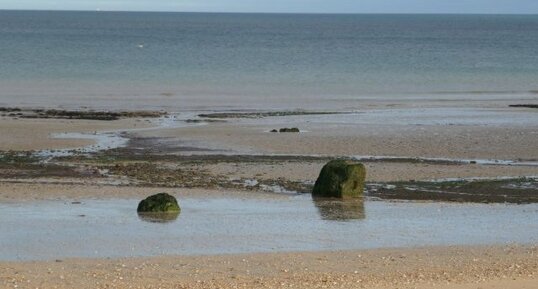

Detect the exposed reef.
[
  {"left": 2, "top": 148, "right": 536, "bottom": 204},
  {"left": 370, "top": 178, "right": 538, "bottom": 204},
  {"left": 272, "top": 128, "right": 300, "bottom": 133},
  {"left": 0, "top": 107, "right": 167, "bottom": 121},
  {"left": 198, "top": 111, "right": 343, "bottom": 119}
]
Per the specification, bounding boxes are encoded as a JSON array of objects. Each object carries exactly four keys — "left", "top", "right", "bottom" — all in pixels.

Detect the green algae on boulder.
[
  {"left": 312, "top": 160, "right": 366, "bottom": 198},
  {"left": 137, "top": 193, "right": 181, "bottom": 213}
]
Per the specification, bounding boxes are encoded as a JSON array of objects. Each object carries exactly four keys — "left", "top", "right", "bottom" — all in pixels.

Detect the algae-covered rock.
[
  {"left": 279, "top": 127, "right": 300, "bottom": 133},
  {"left": 312, "top": 160, "right": 366, "bottom": 198},
  {"left": 137, "top": 193, "right": 180, "bottom": 213}
]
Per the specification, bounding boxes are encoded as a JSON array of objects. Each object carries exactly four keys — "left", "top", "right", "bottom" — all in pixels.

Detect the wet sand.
[
  {"left": 0, "top": 183, "right": 257, "bottom": 202},
  {"left": 202, "top": 161, "right": 538, "bottom": 183},
  {"left": 0, "top": 103, "right": 537, "bottom": 289},
  {"left": 1, "top": 245, "right": 536, "bottom": 289},
  {"left": 155, "top": 121, "right": 538, "bottom": 160},
  {"left": 0, "top": 117, "right": 152, "bottom": 151},
  {"left": 2, "top": 105, "right": 538, "bottom": 160}
]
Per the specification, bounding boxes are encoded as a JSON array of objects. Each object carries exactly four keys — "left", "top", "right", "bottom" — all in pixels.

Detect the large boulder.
[
  {"left": 137, "top": 193, "right": 181, "bottom": 213},
  {"left": 312, "top": 160, "right": 366, "bottom": 198}
]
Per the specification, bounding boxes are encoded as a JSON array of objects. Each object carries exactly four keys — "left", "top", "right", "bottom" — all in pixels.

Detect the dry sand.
[{"left": 1, "top": 245, "right": 536, "bottom": 289}]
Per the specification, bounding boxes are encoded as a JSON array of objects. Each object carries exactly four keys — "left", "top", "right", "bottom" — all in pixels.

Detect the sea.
[{"left": 0, "top": 11, "right": 537, "bottom": 110}]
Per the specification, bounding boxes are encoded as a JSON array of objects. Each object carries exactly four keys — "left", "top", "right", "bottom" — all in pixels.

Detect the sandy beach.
[{"left": 1, "top": 102, "right": 537, "bottom": 289}]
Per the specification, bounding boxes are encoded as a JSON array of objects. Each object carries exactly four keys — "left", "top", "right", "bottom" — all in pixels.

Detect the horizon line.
[{"left": 1, "top": 9, "right": 537, "bottom": 16}]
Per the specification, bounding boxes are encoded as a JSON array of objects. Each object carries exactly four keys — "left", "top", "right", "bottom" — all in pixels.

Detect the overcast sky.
[{"left": 1, "top": 0, "right": 537, "bottom": 14}]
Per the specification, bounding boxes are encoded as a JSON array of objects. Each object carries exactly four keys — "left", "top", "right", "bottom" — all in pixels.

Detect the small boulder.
[
  {"left": 137, "top": 193, "right": 180, "bottom": 213},
  {"left": 279, "top": 127, "right": 300, "bottom": 133},
  {"left": 270, "top": 129, "right": 278, "bottom": 133},
  {"left": 312, "top": 160, "right": 366, "bottom": 198}
]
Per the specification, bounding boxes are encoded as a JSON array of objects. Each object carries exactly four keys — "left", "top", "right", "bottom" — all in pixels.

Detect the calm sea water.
[{"left": 0, "top": 11, "right": 537, "bottom": 110}]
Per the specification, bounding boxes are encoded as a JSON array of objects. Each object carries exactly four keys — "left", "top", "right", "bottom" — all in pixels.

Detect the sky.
[{"left": 0, "top": 0, "right": 537, "bottom": 14}]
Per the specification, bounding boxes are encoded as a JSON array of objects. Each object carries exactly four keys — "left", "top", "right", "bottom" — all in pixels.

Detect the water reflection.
[
  {"left": 313, "top": 197, "right": 365, "bottom": 221},
  {"left": 137, "top": 212, "right": 180, "bottom": 223}
]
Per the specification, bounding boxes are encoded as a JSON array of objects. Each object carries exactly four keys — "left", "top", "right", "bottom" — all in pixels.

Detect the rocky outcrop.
[{"left": 312, "top": 160, "right": 366, "bottom": 198}]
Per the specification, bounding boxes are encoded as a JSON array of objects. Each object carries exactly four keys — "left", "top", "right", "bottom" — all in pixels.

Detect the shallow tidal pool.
[{"left": 1, "top": 195, "right": 537, "bottom": 261}]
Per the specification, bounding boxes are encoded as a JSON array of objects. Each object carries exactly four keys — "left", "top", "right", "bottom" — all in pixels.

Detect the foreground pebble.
[{"left": 1, "top": 245, "right": 536, "bottom": 289}]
